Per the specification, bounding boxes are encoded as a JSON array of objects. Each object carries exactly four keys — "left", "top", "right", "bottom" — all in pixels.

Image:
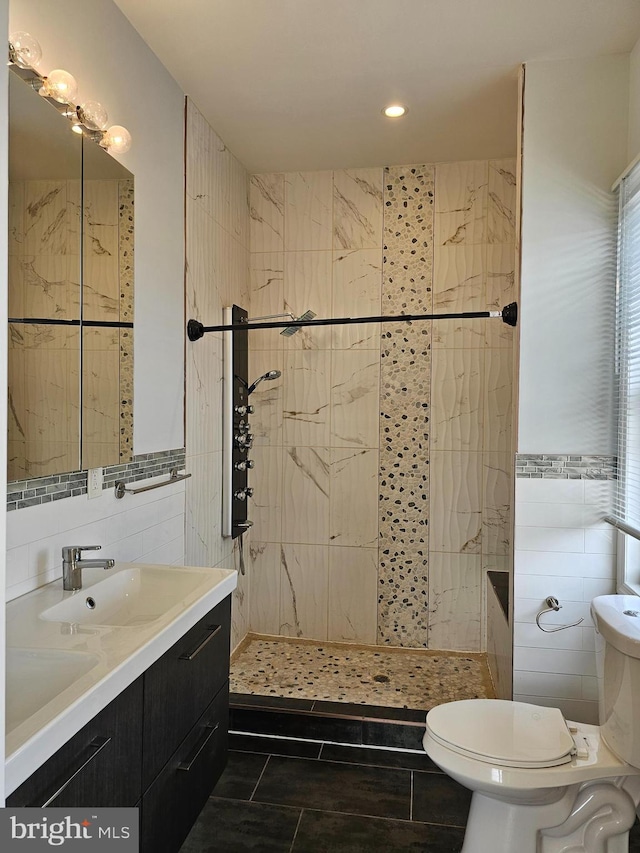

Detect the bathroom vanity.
[{"left": 5, "top": 562, "right": 237, "bottom": 853}]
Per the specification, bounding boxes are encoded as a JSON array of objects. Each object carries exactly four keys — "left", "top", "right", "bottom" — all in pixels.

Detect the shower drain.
[{"left": 373, "top": 675, "right": 390, "bottom": 683}]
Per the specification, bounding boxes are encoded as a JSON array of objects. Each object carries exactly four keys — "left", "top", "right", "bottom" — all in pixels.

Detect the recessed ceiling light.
[{"left": 383, "top": 104, "right": 408, "bottom": 118}]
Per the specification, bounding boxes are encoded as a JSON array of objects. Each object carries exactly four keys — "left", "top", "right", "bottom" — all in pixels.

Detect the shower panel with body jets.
[{"left": 222, "top": 305, "right": 314, "bottom": 538}]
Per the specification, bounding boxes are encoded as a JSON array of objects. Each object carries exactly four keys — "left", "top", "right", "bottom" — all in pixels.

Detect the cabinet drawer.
[
  {"left": 141, "top": 681, "right": 229, "bottom": 853},
  {"left": 7, "top": 678, "right": 143, "bottom": 808},
  {"left": 142, "top": 597, "right": 230, "bottom": 787}
]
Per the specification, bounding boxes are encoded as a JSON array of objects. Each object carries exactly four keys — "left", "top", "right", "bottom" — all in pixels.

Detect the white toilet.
[{"left": 423, "top": 595, "right": 640, "bottom": 853}]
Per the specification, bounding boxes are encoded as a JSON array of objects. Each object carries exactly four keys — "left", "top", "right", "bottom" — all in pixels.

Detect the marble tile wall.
[
  {"left": 249, "top": 168, "right": 383, "bottom": 646},
  {"left": 248, "top": 159, "right": 515, "bottom": 652},
  {"left": 428, "top": 159, "right": 516, "bottom": 651},
  {"left": 184, "top": 99, "right": 251, "bottom": 650}
]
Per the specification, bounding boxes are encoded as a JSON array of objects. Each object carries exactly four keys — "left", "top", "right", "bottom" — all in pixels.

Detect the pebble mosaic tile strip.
[
  {"left": 7, "top": 447, "right": 186, "bottom": 511},
  {"left": 515, "top": 454, "right": 617, "bottom": 480},
  {"left": 377, "top": 164, "right": 434, "bottom": 649},
  {"left": 230, "top": 635, "right": 494, "bottom": 709},
  {"left": 118, "top": 179, "right": 135, "bottom": 462}
]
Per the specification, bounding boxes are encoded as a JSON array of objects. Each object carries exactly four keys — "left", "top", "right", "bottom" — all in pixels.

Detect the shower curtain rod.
[{"left": 187, "top": 302, "right": 518, "bottom": 341}]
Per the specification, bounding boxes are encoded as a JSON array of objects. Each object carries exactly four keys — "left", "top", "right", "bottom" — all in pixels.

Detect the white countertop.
[{"left": 5, "top": 562, "right": 237, "bottom": 795}]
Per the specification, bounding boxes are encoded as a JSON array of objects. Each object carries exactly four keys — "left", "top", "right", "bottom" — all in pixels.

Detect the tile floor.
[
  {"left": 180, "top": 730, "right": 640, "bottom": 853},
  {"left": 180, "top": 733, "right": 469, "bottom": 852}
]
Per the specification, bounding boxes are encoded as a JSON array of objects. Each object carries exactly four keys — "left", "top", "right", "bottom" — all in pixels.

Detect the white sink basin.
[
  {"left": 6, "top": 648, "right": 100, "bottom": 734},
  {"left": 40, "top": 566, "right": 210, "bottom": 628}
]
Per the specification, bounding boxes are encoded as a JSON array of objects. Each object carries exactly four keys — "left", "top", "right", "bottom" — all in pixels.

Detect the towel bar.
[{"left": 114, "top": 467, "right": 191, "bottom": 499}]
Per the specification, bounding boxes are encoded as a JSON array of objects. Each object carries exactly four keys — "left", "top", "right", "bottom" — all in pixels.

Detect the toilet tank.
[{"left": 592, "top": 594, "right": 640, "bottom": 768}]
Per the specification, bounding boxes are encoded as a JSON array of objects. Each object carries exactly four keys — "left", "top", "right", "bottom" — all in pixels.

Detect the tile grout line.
[
  {"left": 288, "top": 809, "right": 304, "bottom": 853},
  {"left": 410, "top": 770, "right": 414, "bottom": 821},
  {"left": 248, "top": 753, "right": 271, "bottom": 802}
]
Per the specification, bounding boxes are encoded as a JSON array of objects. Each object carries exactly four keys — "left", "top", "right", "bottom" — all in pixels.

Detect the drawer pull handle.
[
  {"left": 179, "top": 624, "right": 222, "bottom": 661},
  {"left": 177, "top": 724, "right": 219, "bottom": 772},
  {"left": 39, "top": 736, "right": 112, "bottom": 807}
]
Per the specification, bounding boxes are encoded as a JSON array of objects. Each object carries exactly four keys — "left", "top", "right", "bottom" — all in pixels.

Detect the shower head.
[
  {"left": 280, "top": 309, "right": 317, "bottom": 337},
  {"left": 247, "top": 369, "right": 282, "bottom": 395}
]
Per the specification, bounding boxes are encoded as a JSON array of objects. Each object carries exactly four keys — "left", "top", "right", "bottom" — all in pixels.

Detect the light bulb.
[
  {"left": 9, "top": 31, "right": 42, "bottom": 69},
  {"left": 383, "top": 104, "right": 408, "bottom": 118},
  {"left": 77, "top": 100, "right": 108, "bottom": 131},
  {"left": 41, "top": 69, "right": 78, "bottom": 104},
  {"left": 101, "top": 125, "right": 132, "bottom": 154}
]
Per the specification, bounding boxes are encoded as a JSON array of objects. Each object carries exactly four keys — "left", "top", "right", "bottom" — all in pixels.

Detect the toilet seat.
[{"left": 426, "top": 699, "right": 576, "bottom": 769}]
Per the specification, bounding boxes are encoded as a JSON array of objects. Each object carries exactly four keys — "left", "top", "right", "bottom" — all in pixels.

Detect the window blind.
[{"left": 609, "top": 162, "right": 640, "bottom": 539}]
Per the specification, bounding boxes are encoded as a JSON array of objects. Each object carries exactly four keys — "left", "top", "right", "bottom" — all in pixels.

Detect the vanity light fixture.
[
  {"left": 8, "top": 31, "right": 132, "bottom": 155},
  {"left": 383, "top": 104, "right": 408, "bottom": 118},
  {"left": 8, "top": 31, "right": 42, "bottom": 69},
  {"left": 40, "top": 68, "right": 78, "bottom": 104},
  {"left": 100, "top": 125, "right": 132, "bottom": 155}
]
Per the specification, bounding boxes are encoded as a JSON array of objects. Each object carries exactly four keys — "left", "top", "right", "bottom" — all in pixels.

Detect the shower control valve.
[
  {"left": 234, "top": 404, "right": 254, "bottom": 416},
  {"left": 234, "top": 487, "right": 254, "bottom": 502},
  {"left": 234, "top": 459, "right": 255, "bottom": 472},
  {"left": 238, "top": 420, "right": 250, "bottom": 432},
  {"left": 234, "top": 432, "right": 253, "bottom": 447}
]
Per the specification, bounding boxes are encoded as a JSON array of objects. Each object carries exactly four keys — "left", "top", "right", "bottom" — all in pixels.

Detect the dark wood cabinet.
[
  {"left": 142, "top": 596, "right": 230, "bottom": 789},
  {"left": 8, "top": 595, "right": 232, "bottom": 853},
  {"left": 7, "top": 678, "right": 143, "bottom": 808},
  {"left": 141, "top": 682, "right": 229, "bottom": 853}
]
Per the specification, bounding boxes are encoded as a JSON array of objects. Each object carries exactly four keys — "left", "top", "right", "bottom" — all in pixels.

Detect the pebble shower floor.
[{"left": 230, "top": 635, "right": 495, "bottom": 709}]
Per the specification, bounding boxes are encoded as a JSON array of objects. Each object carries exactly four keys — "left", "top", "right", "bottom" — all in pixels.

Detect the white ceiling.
[{"left": 114, "top": 0, "right": 640, "bottom": 173}]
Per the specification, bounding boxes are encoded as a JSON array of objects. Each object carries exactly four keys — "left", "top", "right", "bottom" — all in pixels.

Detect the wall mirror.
[{"left": 7, "top": 68, "right": 134, "bottom": 482}]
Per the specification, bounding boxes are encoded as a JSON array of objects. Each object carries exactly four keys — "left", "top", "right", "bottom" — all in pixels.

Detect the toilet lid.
[{"left": 426, "top": 699, "right": 576, "bottom": 768}]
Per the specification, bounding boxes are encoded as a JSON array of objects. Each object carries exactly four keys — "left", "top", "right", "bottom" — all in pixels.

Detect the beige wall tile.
[
  {"left": 435, "top": 161, "right": 488, "bottom": 247},
  {"left": 248, "top": 445, "right": 282, "bottom": 543},
  {"left": 328, "top": 546, "right": 378, "bottom": 644},
  {"left": 329, "top": 448, "right": 379, "bottom": 547},
  {"left": 250, "top": 252, "right": 284, "bottom": 351},
  {"left": 282, "top": 446, "right": 330, "bottom": 544},
  {"left": 284, "top": 171, "right": 333, "bottom": 251},
  {"left": 488, "top": 159, "right": 517, "bottom": 244},
  {"left": 186, "top": 332, "right": 223, "bottom": 456},
  {"left": 249, "top": 541, "right": 281, "bottom": 635},
  {"left": 483, "top": 451, "right": 511, "bottom": 557},
  {"left": 428, "top": 553, "right": 482, "bottom": 650},
  {"left": 248, "top": 350, "right": 284, "bottom": 446},
  {"left": 333, "top": 168, "right": 383, "bottom": 250},
  {"left": 250, "top": 174, "right": 284, "bottom": 253},
  {"left": 283, "top": 350, "right": 331, "bottom": 446},
  {"left": 430, "top": 450, "right": 483, "bottom": 553},
  {"left": 280, "top": 543, "right": 329, "bottom": 639},
  {"left": 431, "top": 349, "right": 484, "bottom": 451},
  {"left": 332, "top": 248, "right": 382, "bottom": 350},
  {"left": 330, "top": 350, "right": 380, "bottom": 449},
  {"left": 485, "top": 243, "right": 516, "bottom": 348},
  {"left": 483, "top": 349, "right": 512, "bottom": 454},
  {"left": 283, "top": 250, "right": 332, "bottom": 350}
]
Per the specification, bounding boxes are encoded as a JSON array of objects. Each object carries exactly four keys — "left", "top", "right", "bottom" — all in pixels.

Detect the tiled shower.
[
  {"left": 247, "top": 161, "right": 515, "bottom": 652},
  {"left": 184, "top": 98, "right": 516, "bottom": 678}
]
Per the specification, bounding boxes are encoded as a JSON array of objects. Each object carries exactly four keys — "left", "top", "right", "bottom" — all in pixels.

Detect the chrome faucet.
[{"left": 62, "top": 545, "right": 115, "bottom": 591}]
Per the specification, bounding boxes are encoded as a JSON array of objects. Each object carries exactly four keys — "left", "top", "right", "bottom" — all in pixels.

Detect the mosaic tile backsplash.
[
  {"left": 7, "top": 447, "right": 186, "bottom": 511},
  {"left": 515, "top": 454, "right": 617, "bottom": 479}
]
